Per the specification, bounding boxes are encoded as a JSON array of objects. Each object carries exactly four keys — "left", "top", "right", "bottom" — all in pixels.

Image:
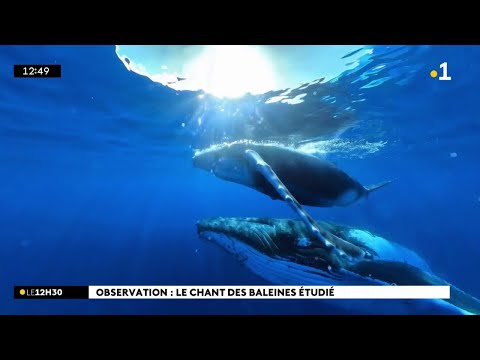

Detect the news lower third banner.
[{"left": 14, "top": 286, "right": 450, "bottom": 300}]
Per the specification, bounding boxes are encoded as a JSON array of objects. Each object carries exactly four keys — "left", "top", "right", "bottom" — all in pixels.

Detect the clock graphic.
[{"left": 14, "top": 64, "right": 62, "bottom": 78}]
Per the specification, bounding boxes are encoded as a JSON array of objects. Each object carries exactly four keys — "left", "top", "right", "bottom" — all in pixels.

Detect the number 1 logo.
[{"left": 439, "top": 62, "right": 452, "bottom": 81}]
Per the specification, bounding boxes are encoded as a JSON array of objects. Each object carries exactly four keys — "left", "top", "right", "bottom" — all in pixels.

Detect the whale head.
[
  {"left": 196, "top": 217, "right": 480, "bottom": 315},
  {"left": 193, "top": 144, "right": 257, "bottom": 187}
]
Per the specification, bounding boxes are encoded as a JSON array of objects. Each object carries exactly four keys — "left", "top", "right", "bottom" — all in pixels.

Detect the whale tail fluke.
[{"left": 365, "top": 179, "right": 394, "bottom": 194}]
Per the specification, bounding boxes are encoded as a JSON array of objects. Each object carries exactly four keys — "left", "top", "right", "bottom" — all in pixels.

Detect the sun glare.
[
  {"left": 116, "top": 45, "right": 369, "bottom": 99},
  {"left": 182, "top": 45, "right": 277, "bottom": 98}
]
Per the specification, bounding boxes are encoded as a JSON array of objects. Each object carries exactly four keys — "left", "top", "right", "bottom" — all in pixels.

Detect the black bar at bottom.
[{"left": 14, "top": 286, "right": 88, "bottom": 299}]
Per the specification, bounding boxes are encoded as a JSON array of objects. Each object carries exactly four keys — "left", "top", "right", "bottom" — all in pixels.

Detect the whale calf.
[
  {"left": 197, "top": 216, "right": 480, "bottom": 315},
  {"left": 193, "top": 142, "right": 391, "bottom": 208}
]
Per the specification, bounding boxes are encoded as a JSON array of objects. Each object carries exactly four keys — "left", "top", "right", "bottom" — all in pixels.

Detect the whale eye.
[{"left": 296, "top": 237, "right": 311, "bottom": 247}]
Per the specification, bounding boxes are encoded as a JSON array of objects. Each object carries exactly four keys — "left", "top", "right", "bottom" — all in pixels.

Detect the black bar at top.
[
  {"left": 13, "top": 64, "right": 61, "bottom": 78},
  {"left": 14, "top": 286, "right": 88, "bottom": 299}
]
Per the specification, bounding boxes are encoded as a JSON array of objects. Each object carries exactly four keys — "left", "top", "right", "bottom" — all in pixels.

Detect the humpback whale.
[
  {"left": 193, "top": 142, "right": 392, "bottom": 259},
  {"left": 193, "top": 142, "right": 391, "bottom": 208},
  {"left": 197, "top": 217, "right": 480, "bottom": 315}
]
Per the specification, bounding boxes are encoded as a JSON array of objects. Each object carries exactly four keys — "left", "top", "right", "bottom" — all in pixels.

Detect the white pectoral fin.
[
  {"left": 365, "top": 179, "right": 393, "bottom": 194},
  {"left": 244, "top": 149, "right": 367, "bottom": 260},
  {"left": 244, "top": 150, "right": 334, "bottom": 250}
]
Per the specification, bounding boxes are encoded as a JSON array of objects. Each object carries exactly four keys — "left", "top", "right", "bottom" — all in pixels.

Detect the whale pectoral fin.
[
  {"left": 243, "top": 150, "right": 326, "bottom": 245},
  {"left": 244, "top": 149, "right": 366, "bottom": 259},
  {"left": 365, "top": 179, "right": 393, "bottom": 194}
]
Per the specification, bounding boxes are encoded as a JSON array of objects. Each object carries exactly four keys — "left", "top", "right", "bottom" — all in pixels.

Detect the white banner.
[{"left": 88, "top": 285, "right": 450, "bottom": 299}]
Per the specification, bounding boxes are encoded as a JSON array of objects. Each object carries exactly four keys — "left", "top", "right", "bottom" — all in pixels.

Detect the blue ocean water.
[{"left": 1, "top": 45, "right": 479, "bottom": 314}]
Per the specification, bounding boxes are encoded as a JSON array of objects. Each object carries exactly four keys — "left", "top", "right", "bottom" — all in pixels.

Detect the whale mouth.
[
  {"left": 197, "top": 217, "right": 347, "bottom": 282},
  {"left": 196, "top": 217, "right": 282, "bottom": 256},
  {"left": 196, "top": 217, "right": 351, "bottom": 275},
  {"left": 196, "top": 217, "right": 377, "bottom": 261}
]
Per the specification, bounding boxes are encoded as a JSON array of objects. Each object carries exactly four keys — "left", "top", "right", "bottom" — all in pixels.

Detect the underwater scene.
[{"left": 1, "top": 45, "right": 479, "bottom": 314}]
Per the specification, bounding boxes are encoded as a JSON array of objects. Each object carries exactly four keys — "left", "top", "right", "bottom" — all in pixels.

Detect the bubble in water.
[
  {"left": 181, "top": 123, "right": 185, "bottom": 127},
  {"left": 198, "top": 117, "right": 202, "bottom": 126},
  {"left": 328, "top": 265, "right": 332, "bottom": 271},
  {"left": 450, "top": 152, "right": 457, "bottom": 158},
  {"left": 195, "top": 249, "right": 199, "bottom": 253},
  {"left": 391, "top": 282, "right": 397, "bottom": 286}
]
